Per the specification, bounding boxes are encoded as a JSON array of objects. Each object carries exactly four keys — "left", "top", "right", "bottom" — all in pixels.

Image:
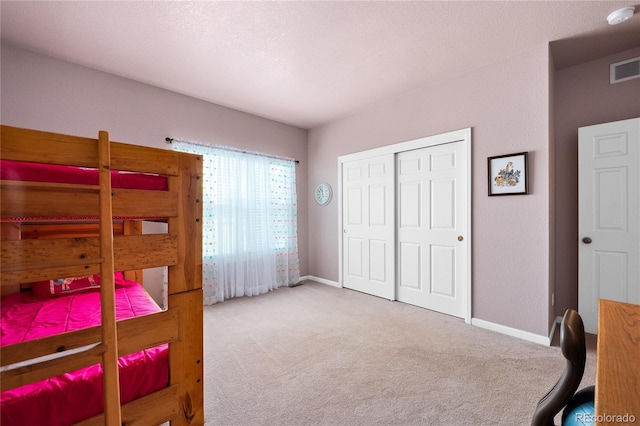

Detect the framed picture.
[{"left": 488, "top": 152, "right": 528, "bottom": 196}]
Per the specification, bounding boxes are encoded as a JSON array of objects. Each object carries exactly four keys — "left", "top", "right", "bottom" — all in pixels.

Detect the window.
[{"left": 172, "top": 140, "right": 299, "bottom": 304}]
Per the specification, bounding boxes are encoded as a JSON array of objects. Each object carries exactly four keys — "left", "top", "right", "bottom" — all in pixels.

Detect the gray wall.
[
  {"left": 4, "top": 40, "right": 638, "bottom": 340},
  {"left": 1, "top": 44, "right": 309, "bottom": 304},
  {"left": 553, "top": 47, "right": 640, "bottom": 318},
  {"left": 309, "top": 44, "right": 552, "bottom": 336},
  {"left": 306, "top": 43, "right": 640, "bottom": 338}
]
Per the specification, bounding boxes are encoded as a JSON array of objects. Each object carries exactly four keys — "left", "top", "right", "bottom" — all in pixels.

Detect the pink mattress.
[
  {"left": 0, "top": 159, "right": 168, "bottom": 190},
  {"left": 1, "top": 159, "right": 169, "bottom": 221},
  {"left": 0, "top": 281, "right": 169, "bottom": 426}
]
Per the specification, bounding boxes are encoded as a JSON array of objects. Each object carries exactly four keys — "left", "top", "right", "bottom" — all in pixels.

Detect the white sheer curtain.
[{"left": 172, "top": 140, "right": 300, "bottom": 304}]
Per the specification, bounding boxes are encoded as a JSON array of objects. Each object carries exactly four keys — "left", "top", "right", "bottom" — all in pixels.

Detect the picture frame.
[{"left": 488, "top": 152, "right": 528, "bottom": 196}]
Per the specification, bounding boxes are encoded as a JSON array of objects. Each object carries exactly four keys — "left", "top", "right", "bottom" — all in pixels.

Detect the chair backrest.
[{"left": 531, "top": 309, "right": 587, "bottom": 426}]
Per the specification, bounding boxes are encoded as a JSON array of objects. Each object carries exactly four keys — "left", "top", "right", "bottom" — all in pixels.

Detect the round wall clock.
[{"left": 315, "top": 183, "right": 332, "bottom": 206}]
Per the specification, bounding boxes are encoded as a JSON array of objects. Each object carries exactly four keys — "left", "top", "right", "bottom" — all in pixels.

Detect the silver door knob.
[{"left": 582, "top": 237, "right": 592, "bottom": 244}]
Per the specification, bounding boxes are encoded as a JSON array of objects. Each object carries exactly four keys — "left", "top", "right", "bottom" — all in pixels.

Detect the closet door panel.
[
  {"left": 397, "top": 141, "right": 468, "bottom": 318},
  {"left": 342, "top": 154, "right": 395, "bottom": 300}
]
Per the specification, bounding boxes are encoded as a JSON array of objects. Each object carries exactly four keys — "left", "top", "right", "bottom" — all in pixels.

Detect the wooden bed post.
[
  {"left": 98, "top": 130, "right": 122, "bottom": 425},
  {"left": 123, "top": 220, "right": 144, "bottom": 285},
  {"left": 0, "top": 222, "right": 21, "bottom": 296},
  {"left": 168, "top": 152, "right": 204, "bottom": 425}
]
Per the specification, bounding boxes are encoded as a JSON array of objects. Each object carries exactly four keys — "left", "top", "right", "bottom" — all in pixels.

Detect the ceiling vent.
[{"left": 610, "top": 56, "right": 640, "bottom": 84}]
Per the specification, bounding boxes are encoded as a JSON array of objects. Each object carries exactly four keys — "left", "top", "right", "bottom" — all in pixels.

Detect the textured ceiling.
[{"left": 1, "top": 1, "right": 638, "bottom": 129}]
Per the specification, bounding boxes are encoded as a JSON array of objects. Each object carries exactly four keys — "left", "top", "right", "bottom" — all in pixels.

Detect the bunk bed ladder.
[{"left": 97, "top": 130, "right": 122, "bottom": 425}]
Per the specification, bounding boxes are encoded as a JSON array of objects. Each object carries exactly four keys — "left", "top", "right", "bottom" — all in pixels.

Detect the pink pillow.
[
  {"left": 31, "top": 272, "right": 127, "bottom": 298},
  {"left": 89, "top": 271, "right": 126, "bottom": 286},
  {"left": 113, "top": 271, "right": 126, "bottom": 286},
  {"left": 31, "top": 276, "right": 99, "bottom": 298}
]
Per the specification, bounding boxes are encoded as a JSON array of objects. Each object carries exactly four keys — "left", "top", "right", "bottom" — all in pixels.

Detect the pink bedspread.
[
  {"left": 0, "top": 281, "right": 169, "bottom": 426},
  {"left": 0, "top": 159, "right": 168, "bottom": 190}
]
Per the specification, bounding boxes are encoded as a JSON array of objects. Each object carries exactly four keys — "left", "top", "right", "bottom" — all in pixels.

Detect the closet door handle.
[{"left": 582, "top": 237, "right": 592, "bottom": 244}]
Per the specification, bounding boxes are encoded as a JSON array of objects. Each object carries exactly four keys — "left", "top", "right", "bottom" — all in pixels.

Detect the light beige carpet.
[{"left": 203, "top": 281, "right": 596, "bottom": 426}]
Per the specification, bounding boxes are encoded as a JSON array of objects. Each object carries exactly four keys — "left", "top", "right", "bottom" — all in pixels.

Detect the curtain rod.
[{"left": 165, "top": 137, "right": 299, "bottom": 164}]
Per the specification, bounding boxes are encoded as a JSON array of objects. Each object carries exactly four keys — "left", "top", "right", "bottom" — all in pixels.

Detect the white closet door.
[
  {"left": 396, "top": 141, "right": 468, "bottom": 319},
  {"left": 342, "top": 154, "right": 395, "bottom": 300},
  {"left": 578, "top": 117, "right": 640, "bottom": 334}
]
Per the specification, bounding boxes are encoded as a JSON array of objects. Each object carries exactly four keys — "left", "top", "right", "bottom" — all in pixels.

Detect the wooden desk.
[{"left": 596, "top": 299, "right": 640, "bottom": 425}]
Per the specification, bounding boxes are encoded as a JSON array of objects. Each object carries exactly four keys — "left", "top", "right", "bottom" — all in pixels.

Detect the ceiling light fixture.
[{"left": 607, "top": 6, "right": 635, "bottom": 25}]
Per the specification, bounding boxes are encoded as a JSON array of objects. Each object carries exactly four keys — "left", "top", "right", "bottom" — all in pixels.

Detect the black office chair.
[{"left": 531, "top": 309, "right": 595, "bottom": 426}]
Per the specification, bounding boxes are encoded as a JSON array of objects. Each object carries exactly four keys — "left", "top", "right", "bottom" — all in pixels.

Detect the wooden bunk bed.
[{"left": 0, "top": 125, "right": 204, "bottom": 425}]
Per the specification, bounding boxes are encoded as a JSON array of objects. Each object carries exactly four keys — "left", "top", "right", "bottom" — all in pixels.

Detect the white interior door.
[
  {"left": 342, "top": 154, "right": 395, "bottom": 300},
  {"left": 578, "top": 117, "right": 640, "bottom": 334},
  {"left": 396, "top": 141, "right": 468, "bottom": 319}
]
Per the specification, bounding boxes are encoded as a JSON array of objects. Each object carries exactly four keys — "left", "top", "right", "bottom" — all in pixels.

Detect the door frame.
[{"left": 338, "top": 127, "right": 472, "bottom": 324}]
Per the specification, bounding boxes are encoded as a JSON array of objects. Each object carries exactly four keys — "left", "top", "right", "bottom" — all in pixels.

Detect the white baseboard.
[
  {"left": 471, "top": 318, "right": 551, "bottom": 346},
  {"left": 300, "top": 275, "right": 341, "bottom": 288},
  {"left": 299, "top": 278, "right": 552, "bottom": 346},
  {"left": 548, "top": 315, "right": 563, "bottom": 343}
]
